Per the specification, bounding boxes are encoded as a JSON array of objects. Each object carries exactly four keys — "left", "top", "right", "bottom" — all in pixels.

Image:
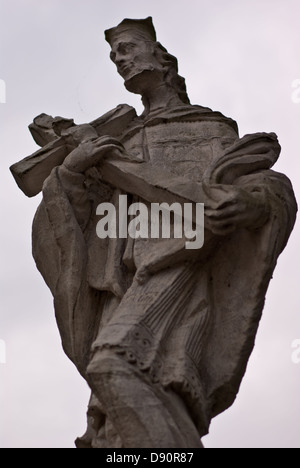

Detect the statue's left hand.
[
  {"left": 205, "top": 185, "right": 269, "bottom": 236},
  {"left": 63, "top": 136, "right": 126, "bottom": 173}
]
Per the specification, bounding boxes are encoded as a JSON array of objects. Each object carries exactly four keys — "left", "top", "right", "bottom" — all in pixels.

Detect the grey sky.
[{"left": 1, "top": 0, "right": 300, "bottom": 448}]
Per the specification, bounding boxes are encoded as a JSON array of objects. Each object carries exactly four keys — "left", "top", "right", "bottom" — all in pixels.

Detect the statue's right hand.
[{"left": 63, "top": 136, "right": 126, "bottom": 173}]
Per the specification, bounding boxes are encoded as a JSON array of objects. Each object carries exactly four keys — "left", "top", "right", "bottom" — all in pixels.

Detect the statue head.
[{"left": 105, "top": 17, "right": 190, "bottom": 105}]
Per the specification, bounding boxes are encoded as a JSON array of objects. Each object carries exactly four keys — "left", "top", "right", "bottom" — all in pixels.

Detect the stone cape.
[{"left": 32, "top": 103, "right": 297, "bottom": 439}]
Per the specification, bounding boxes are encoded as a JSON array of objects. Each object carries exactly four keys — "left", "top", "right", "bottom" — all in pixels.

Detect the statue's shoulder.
[
  {"left": 91, "top": 103, "right": 239, "bottom": 138},
  {"left": 144, "top": 104, "right": 239, "bottom": 136}
]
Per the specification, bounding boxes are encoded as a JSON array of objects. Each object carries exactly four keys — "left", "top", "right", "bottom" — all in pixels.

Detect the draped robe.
[{"left": 32, "top": 104, "right": 297, "bottom": 441}]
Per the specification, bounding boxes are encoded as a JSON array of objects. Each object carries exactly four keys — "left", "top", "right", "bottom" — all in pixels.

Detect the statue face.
[{"left": 109, "top": 33, "right": 163, "bottom": 92}]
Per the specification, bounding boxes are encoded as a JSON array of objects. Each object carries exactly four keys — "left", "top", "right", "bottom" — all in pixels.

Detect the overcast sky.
[{"left": 1, "top": 0, "right": 300, "bottom": 448}]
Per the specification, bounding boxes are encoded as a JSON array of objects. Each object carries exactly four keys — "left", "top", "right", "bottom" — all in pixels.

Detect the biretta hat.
[{"left": 105, "top": 17, "right": 157, "bottom": 46}]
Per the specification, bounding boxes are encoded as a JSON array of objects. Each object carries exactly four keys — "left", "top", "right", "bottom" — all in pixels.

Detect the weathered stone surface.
[{"left": 11, "top": 17, "right": 297, "bottom": 448}]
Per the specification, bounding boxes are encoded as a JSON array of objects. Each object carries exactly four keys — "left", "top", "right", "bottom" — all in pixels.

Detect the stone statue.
[{"left": 11, "top": 17, "right": 297, "bottom": 448}]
